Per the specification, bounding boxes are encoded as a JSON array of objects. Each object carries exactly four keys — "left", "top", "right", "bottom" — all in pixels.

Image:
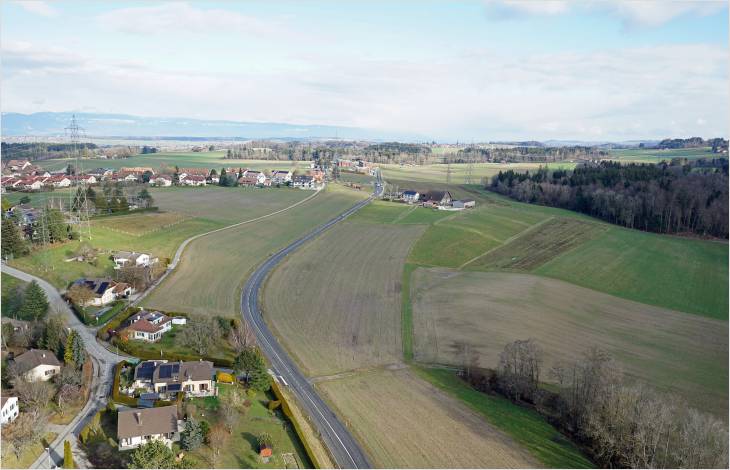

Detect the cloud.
[
  {"left": 485, "top": 0, "right": 726, "bottom": 27},
  {"left": 14, "top": 1, "right": 58, "bottom": 17},
  {"left": 97, "top": 2, "right": 282, "bottom": 35},
  {"left": 2, "top": 39, "right": 727, "bottom": 141}
]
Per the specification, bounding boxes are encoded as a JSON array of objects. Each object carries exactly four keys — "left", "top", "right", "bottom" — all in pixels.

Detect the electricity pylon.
[{"left": 65, "top": 114, "right": 92, "bottom": 240}]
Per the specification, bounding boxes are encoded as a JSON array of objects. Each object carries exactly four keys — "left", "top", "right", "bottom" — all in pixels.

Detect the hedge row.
[
  {"left": 113, "top": 344, "right": 234, "bottom": 368},
  {"left": 271, "top": 381, "right": 327, "bottom": 468},
  {"left": 112, "top": 361, "right": 138, "bottom": 407}
]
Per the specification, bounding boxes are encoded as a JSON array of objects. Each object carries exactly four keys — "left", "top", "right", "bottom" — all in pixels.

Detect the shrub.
[
  {"left": 216, "top": 371, "right": 235, "bottom": 384},
  {"left": 112, "top": 361, "right": 138, "bottom": 406}
]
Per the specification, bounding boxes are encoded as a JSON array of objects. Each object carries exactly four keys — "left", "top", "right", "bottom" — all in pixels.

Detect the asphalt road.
[
  {"left": 241, "top": 176, "right": 382, "bottom": 469},
  {"left": 1, "top": 264, "right": 125, "bottom": 469}
]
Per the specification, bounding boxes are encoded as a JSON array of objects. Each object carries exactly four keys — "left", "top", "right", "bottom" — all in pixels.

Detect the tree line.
[
  {"left": 463, "top": 339, "right": 728, "bottom": 469},
  {"left": 2, "top": 142, "right": 98, "bottom": 162},
  {"left": 458, "top": 145, "right": 608, "bottom": 163},
  {"left": 489, "top": 159, "right": 728, "bottom": 238}
]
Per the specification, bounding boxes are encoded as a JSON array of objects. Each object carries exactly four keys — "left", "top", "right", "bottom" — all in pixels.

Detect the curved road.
[{"left": 241, "top": 175, "right": 382, "bottom": 469}]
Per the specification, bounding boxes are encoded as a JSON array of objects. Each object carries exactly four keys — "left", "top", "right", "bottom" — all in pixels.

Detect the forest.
[
  {"left": 2, "top": 142, "right": 98, "bottom": 161},
  {"left": 489, "top": 159, "right": 728, "bottom": 238}
]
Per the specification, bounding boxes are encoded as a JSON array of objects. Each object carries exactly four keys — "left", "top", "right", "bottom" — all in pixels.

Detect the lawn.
[
  {"left": 181, "top": 383, "right": 311, "bottom": 469},
  {"left": 1, "top": 432, "right": 57, "bottom": 469},
  {"left": 2, "top": 188, "right": 75, "bottom": 207},
  {"left": 92, "top": 211, "right": 190, "bottom": 236},
  {"left": 36, "top": 151, "right": 311, "bottom": 173},
  {"left": 143, "top": 185, "right": 369, "bottom": 318},
  {"left": 263, "top": 222, "right": 424, "bottom": 376},
  {"left": 1, "top": 272, "right": 27, "bottom": 316},
  {"left": 414, "top": 367, "right": 594, "bottom": 468},
  {"left": 118, "top": 324, "right": 236, "bottom": 365},
  {"left": 410, "top": 269, "right": 728, "bottom": 417}
]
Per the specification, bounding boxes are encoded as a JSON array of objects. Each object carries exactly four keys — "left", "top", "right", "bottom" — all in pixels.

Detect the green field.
[
  {"left": 608, "top": 147, "right": 719, "bottom": 163},
  {"left": 143, "top": 185, "right": 369, "bottom": 318},
  {"left": 380, "top": 161, "right": 576, "bottom": 184},
  {"left": 36, "top": 151, "right": 311, "bottom": 173},
  {"left": 415, "top": 367, "right": 594, "bottom": 468},
  {"left": 2, "top": 188, "right": 75, "bottom": 207},
  {"left": 411, "top": 270, "right": 728, "bottom": 417}
]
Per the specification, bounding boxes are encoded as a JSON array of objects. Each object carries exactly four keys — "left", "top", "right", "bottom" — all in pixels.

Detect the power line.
[{"left": 65, "top": 114, "right": 92, "bottom": 240}]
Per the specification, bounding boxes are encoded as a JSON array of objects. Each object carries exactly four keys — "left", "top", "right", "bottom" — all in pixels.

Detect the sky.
[{"left": 2, "top": 0, "right": 728, "bottom": 141}]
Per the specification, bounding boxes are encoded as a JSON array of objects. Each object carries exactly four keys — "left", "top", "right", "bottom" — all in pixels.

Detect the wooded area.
[{"left": 489, "top": 159, "right": 728, "bottom": 238}]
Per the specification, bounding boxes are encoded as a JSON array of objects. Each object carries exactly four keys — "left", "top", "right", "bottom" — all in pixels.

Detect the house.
[
  {"left": 87, "top": 168, "right": 114, "bottom": 179},
  {"left": 308, "top": 169, "right": 325, "bottom": 183},
  {"left": 291, "top": 175, "right": 315, "bottom": 189},
  {"left": 132, "top": 360, "right": 215, "bottom": 397},
  {"left": 179, "top": 168, "right": 209, "bottom": 178},
  {"left": 72, "top": 278, "right": 132, "bottom": 306},
  {"left": 1, "top": 396, "right": 19, "bottom": 425},
  {"left": 149, "top": 175, "right": 173, "bottom": 187},
  {"left": 239, "top": 171, "right": 267, "bottom": 186},
  {"left": 452, "top": 199, "right": 476, "bottom": 209},
  {"left": 18, "top": 177, "right": 44, "bottom": 191},
  {"left": 113, "top": 251, "right": 153, "bottom": 269},
  {"left": 122, "top": 311, "right": 173, "bottom": 342},
  {"left": 422, "top": 191, "right": 453, "bottom": 207},
  {"left": 73, "top": 175, "right": 97, "bottom": 185},
  {"left": 120, "top": 167, "right": 155, "bottom": 177},
  {"left": 271, "top": 170, "right": 293, "bottom": 184},
  {"left": 180, "top": 175, "right": 207, "bottom": 186},
  {"left": 12, "top": 349, "right": 61, "bottom": 382},
  {"left": 402, "top": 190, "right": 420, "bottom": 204},
  {"left": 117, "top": 405, "right": 181, "bottom": 450},
  {"left": 46, "top": 175, "right": 72, "bottom": 188},
  {"left": 4, "top": 160, "right": 32, "bottom": 173}
]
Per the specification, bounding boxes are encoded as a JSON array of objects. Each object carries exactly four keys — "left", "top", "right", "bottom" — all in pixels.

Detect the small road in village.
[
  {"left": 241, "top": 173, "right": 383, "bottom": 469},
  {"left": 0, "top": 264, "right": 125, "bottom": 469}
]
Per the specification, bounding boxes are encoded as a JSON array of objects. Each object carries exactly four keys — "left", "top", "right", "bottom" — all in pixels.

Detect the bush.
[
  {"left": 216, "top": 371, "right": 235, "bottom": 384},
  {"left": 112, "top": 361, "right": 138, "bottom": 406}
]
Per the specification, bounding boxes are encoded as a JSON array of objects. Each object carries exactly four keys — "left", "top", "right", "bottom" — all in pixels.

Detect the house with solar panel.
[
  {"left": 132, "top": 360, "right": 216, "bottom": 398},
  {"left": 71, "top": 277, "right": 133, "bottom": 306}
]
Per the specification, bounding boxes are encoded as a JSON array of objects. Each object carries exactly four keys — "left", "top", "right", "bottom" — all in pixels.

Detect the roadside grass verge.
[
  {"left": 414, "top": 366, "right": 594, "bottom": 469},
  {"left": 0, "top": 432, "right": 57, "bottom": 468}
]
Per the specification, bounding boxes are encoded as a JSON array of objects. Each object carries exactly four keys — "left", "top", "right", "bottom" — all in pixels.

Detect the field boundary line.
[
  {"left": 391, "top": 205, "right": 417, "bottom": 224},
  {"left": 133, "top": 188, "right": 323, "bottom": 306},
  {"left": 458, "top": 216, "right": 555, "bottom": 270}
]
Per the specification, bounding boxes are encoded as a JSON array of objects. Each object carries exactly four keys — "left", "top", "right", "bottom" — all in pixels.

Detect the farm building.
[
  {"left": 452, "top": 199, "right": 476, "bottom": 209},
  {"left": 422, "top": 191, "right": 453, "bottom": 207}
]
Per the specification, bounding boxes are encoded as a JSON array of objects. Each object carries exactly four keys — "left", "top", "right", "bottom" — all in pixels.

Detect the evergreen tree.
[
  {"left": 63, "top": 440, "right": 74, "bottom": 468},
  {"left": 138, "top": 188, "right": 153, "bottom": 208},
  {"left": 248, "top": 363, "right": 271, "bottom": 392},
  {"left": 1, "top": 218, "right": 27, "bottom": 259},
  {"left": 43, "top": 316, "right": 66, "bottom": 357},
  {"left": 18, "top": 281, "right": 49, "bottom": 321},
  {"left": 64, "top": 330, "right": 76, "bottom": 366},
  {"left": 181, "top": 418, "right": 203, "bottom": 451},
  {"left": 71, "top": 331, "right": 86, "bottom": 367},
  {"left": 219, "top": 168, "right": 228, "bottom": 187},
  {"left": 234, "top": 347, "right": 263, "bottom": 378}
]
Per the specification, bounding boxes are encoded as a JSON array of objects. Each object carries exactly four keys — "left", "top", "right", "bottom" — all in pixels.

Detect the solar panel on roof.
[
  {"left": 159, "top": 364, "right": 172, "bottom": 378},
  {"left": 167, "top": 384, "right": 181, "bottom": 392}
]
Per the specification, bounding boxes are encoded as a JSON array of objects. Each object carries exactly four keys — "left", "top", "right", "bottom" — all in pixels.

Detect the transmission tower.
[
  {"left": 464, "top": 156, "right": 474, "bottom": 185},
  {"left": 446, "top": 156, "right": 452, "bottom": 184},
  {"left": 65, "top": 115, "right": 92, "bottom": 240}
]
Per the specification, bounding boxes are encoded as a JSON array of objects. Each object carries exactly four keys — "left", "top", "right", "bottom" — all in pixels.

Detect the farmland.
[
  {"left": 380, "top": 161, "right": 575, "bottom": 184},
  {"left": 607, "top": 146, "right": 718, "bottom": 163},
  {"left": 316, "top": 367, "right": 539, "bottom": 468},
  {"left": 411, "top": 270, "right": 728, "bottom": 417},
  {"left": 264, "top": 222, "right": 424, "bottom": 376},
  {"left": 36, "top": 150, "right": 310, "bottom": 173},
  {"left": 7, "top": 186, "right": 314, "bottom": 289},
  {"left": 142, "top": 185, "right": 369, "bottom": 318}
]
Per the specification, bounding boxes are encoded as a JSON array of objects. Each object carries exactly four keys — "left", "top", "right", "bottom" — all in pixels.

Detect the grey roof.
[
  {"left": 152, "top": 360, "right": 213, "bottom": 384},
  {"left": 117, "top": 405, "right": 178, "bottom": 439},
  {"left": 13, "top": 349, "right": 61, "bottom": 374}
]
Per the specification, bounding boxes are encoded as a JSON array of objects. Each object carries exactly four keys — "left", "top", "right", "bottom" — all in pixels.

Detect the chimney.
[{"left": 135, "top": 412, "right": 142, "bottom": 425}]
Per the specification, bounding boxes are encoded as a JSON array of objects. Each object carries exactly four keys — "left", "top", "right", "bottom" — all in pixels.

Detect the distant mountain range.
[{"left": 1, "top": 112, "right": 425, "bottom": 141}]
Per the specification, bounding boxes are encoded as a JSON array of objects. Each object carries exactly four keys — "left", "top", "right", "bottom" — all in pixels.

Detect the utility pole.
[
  {"left": 65, "top": 115, "right": 92, "bottom": 240},
  {"left": 445, "top": 156, "right": 452, "bottom": 184}
]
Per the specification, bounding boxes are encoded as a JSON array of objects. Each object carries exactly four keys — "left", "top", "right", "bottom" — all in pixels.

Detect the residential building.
[
  {"left": 1, "top": 396, "right": 19, "bottom": 425},
  {"left": 271, "top": 170, "right": 293, "bottom": 184},
  {"left": 3, "top": 160, "right": 32, "bottom": 173},
  {"left": 12, "top": 349, "right": 61, "bottom": 382},
  {"left": 132, "top": 360, "right": 215, "bottom": 397},
  {"left": 113, "top": 251, "right": 154, "bottom": 269},
  {"left": 72, "top": 278, "right": 132, "bottom": 306},
  {"left": 239, "top": 170, "right": 267, "bottom": 186},
  {"left": 46, "top": 175, "right": 72, "bottom": 188},
  {"left": 117, "top": 405, "right": 181, "bottom": 450},
  {"left": 149, "top": 175, "right": 172, "bottom": 187},
  {"left": 291, "top": 175, "right": 315, "bottom": 189},
  {"left": 122, "top": 311, "right": 173, "bottom": 342},
  {"left": 180, "top": 175, "right": 207, "bottom": 186},
  {"left": 402, "top": 190, "right": 420, "bottom": 204}
]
